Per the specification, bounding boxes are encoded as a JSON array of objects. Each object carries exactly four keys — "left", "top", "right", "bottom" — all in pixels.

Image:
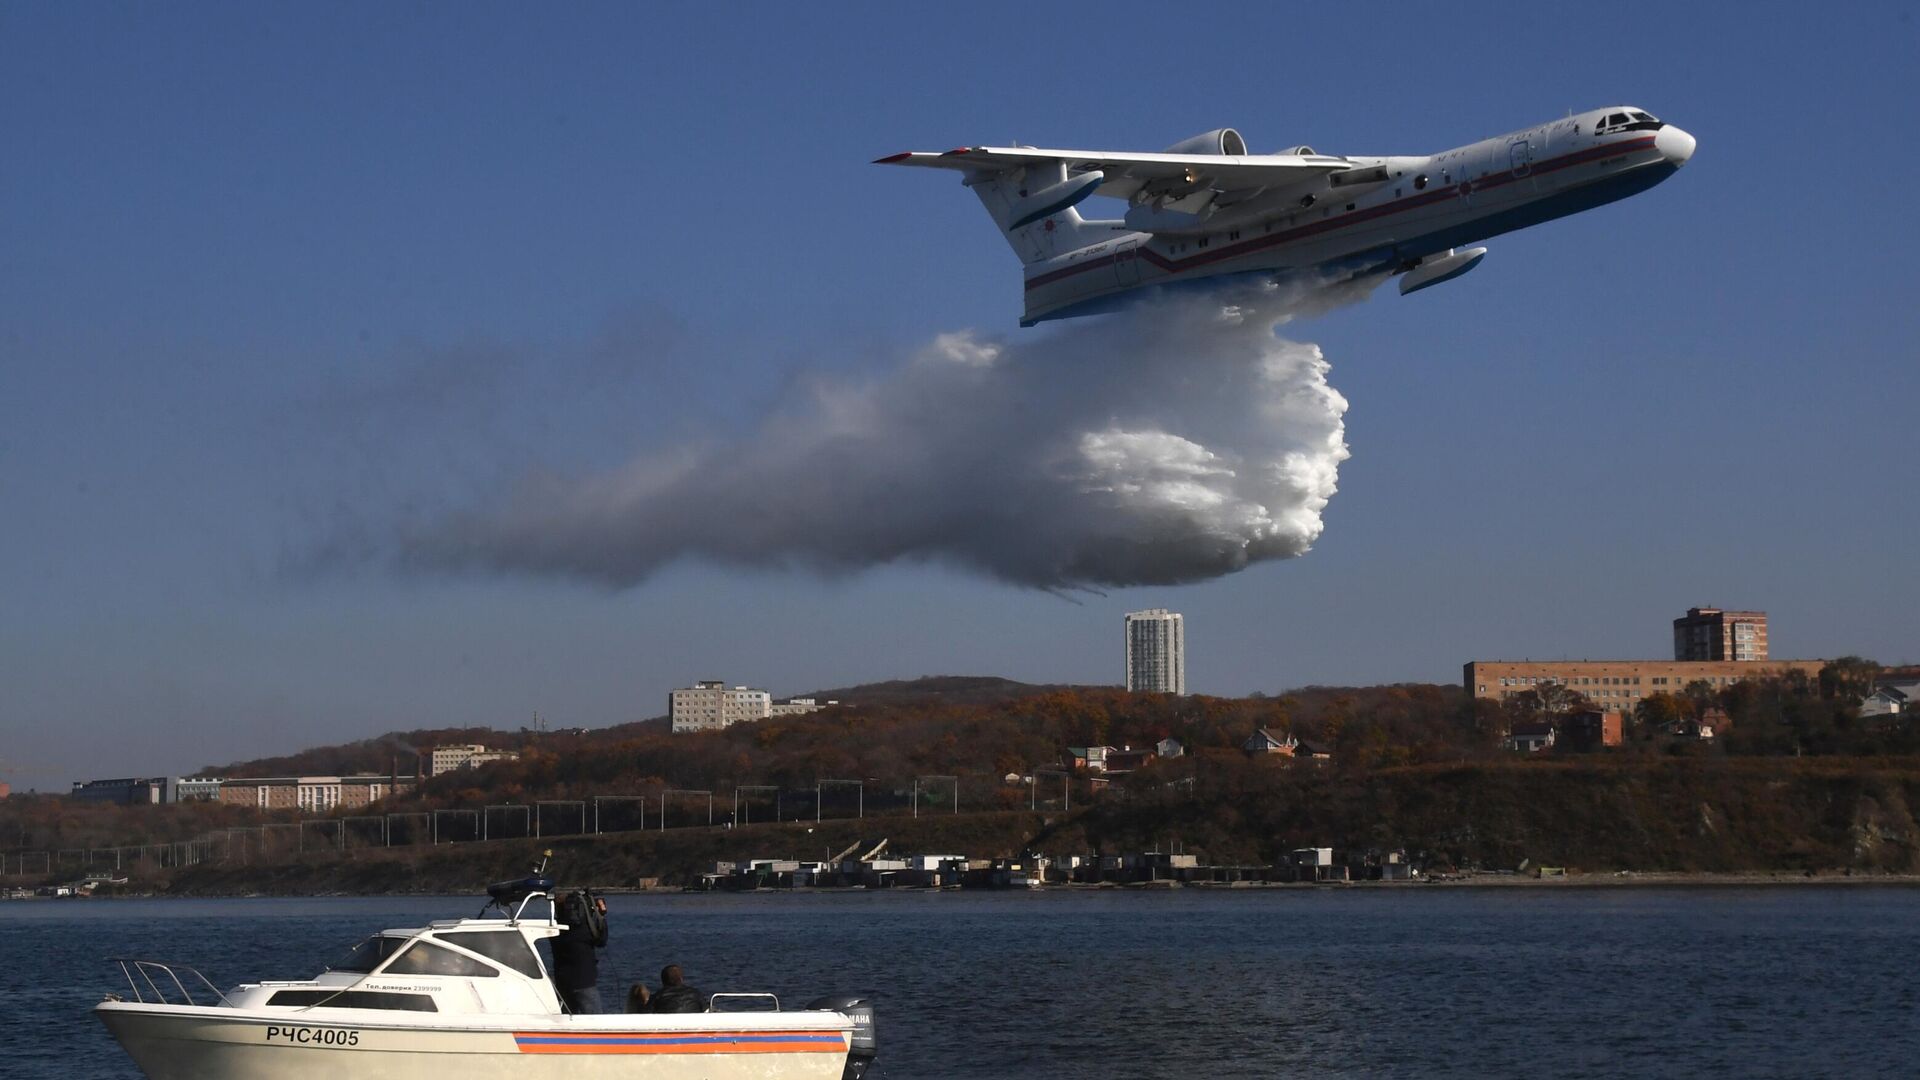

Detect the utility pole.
[
  {"left": 733, "top": 786, "right": 780, "bottom": 826},
  {"left": 817, "top": 779, "right": 864, "bottom": 822},
  {"left": 914, "top": 775, "right": 958, "bottom": 818},
  {"left": 1033, "top": 768, "right": 1071, "bottom": 811}
]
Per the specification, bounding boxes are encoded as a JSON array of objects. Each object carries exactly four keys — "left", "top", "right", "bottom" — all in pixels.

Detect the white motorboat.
[{"left": 95, "top": 869, "right": 877, "bottom": 1079}]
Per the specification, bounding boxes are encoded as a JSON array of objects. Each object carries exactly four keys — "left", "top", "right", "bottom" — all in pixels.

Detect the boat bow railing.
[{"left": 109, "top": 958, "right": 232, "bottom": 1007}]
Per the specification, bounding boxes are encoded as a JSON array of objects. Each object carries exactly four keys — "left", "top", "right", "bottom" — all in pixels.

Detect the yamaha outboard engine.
[{"left": 806, "top": 995, "right": 876, "bottom": 1079}]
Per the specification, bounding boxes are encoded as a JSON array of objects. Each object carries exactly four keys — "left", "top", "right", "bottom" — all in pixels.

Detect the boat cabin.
[{"left": 223, "top": 916, "right": 567, "bottom": 1016}]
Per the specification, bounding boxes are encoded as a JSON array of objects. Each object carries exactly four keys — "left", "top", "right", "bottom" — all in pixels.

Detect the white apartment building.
[
  {"left": 769, "top": 697, "right": 837, "bottom": 717},
  {"left": 428, "top": 744, "right": 521, "bottom": 776},
  {"left": 1125, "top": 608, "right": 1187, "bottom": 695},
  {"left": 670, "top": 681, "right": 774, "bottom": 733}
]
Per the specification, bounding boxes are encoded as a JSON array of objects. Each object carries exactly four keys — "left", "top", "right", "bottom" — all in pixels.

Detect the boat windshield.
[
  {"left": 440, "top": 930, "right": 546, "bottom": 979},
  {"left": 328, "top": 934, "right": 411, "bottom": 974}
]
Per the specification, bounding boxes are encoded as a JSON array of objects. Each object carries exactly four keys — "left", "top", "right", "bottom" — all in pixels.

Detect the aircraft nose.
[{"left": 1656, "top": 124, "right": 1697, "bottom": 166}]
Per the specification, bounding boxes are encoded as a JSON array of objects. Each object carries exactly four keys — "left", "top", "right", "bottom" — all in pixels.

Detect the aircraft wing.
[{"left": 875, "top": 145, "right": 1352, "bottom": 200}]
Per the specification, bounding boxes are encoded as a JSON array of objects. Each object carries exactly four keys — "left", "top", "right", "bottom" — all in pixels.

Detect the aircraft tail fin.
[{"left": 965, "top": 161, "right": 1122, "bottom": 265}]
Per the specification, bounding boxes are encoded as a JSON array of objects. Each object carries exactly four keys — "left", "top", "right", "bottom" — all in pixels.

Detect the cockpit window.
[
  {"left": 328, "top": 935, "right": 409, "bottom": 974},
  {"left": 383, "top": 940, "right": 500, "bottom": 978},
  {"left": 1597, "top": 110, "right": 1663, "bottom": 135},
  {"left": 440, "top": 931, "right": 544, "bottom": 980}
]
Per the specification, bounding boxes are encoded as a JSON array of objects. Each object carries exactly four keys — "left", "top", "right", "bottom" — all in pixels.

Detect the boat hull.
[{"left": 97, "top": 1001, "right": 852, "bottom": 1080}]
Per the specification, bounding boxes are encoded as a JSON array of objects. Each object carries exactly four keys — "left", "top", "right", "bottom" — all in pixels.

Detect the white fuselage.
[{"left": 1020, "top": 107, "right": 1694, "bottom": 324}]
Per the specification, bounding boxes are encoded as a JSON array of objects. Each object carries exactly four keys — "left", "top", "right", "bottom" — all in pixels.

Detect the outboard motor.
[{"left": 806, "top": 995, "right": 876, "bottom": 1079}]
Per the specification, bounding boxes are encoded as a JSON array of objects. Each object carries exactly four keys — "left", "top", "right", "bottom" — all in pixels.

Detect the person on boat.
[
  {"left": 550, "top": 890, "right": 607, "bottom": 1013},
  {"left": 625, "top": 983, "right": 651, "bottom": 1013},
  {"left": 647, "top": 964, "right": 706, "bottom": 1013}
]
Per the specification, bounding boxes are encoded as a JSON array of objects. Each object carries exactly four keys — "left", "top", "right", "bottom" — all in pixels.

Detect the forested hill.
[
  {"left": 201, "top": 676, "right": 1094, "bottom": 779},
  {"left": 201, "top": 727, "right": 532, "bottom": 780},
  {"left": 25, "top": 665, "right": 1920, "bottom": 882},
  {"left": 799, "top": 675, "right": 1100, "bottom": 705},
  {"left": 200, "top": 664, "right": 1914, "bottom": 794}
]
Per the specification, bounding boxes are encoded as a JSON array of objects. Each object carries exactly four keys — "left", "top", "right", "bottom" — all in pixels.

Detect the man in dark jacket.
[
  {"left": 647, "top": 964, "right": 705, "bottom": 1013},
  {"left": 549, "top": 892, "right": 603, "bottom": 1013}
]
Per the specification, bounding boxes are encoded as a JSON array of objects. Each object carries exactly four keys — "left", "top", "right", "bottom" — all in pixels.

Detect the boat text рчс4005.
[{"left": 93, "top": 867, "right": 879, "bottom": 1080}]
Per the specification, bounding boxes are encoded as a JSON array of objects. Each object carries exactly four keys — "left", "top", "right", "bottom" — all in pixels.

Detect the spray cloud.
[{"left": 397, "top": 283, "right": 1361, "bottom": 590}]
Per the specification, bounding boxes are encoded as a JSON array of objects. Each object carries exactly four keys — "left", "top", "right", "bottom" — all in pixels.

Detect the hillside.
[
  {"left": 147, "top": 757, "right": 1920, "bottom": 894},
  {"left": 798, "top": 675, "right": 1101, "bottom": 706},
  {"left": 16, "top": 664, "right": 1918, "bottom": 893},
  {"left": 202, "top": 676, "right": 1083, "bottom": 779}
]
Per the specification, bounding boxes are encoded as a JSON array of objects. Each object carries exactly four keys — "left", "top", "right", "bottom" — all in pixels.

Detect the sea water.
[{"left": 5, "top": 887, "right": 1919, "bottom": 1078}]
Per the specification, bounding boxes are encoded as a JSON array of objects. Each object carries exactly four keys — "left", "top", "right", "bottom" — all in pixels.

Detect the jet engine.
[{"left": 1161, "top": 128, "right": 1247, "bottom": 156}]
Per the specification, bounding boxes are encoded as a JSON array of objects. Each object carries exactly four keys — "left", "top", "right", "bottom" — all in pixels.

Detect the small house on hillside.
[
  {"left": 1295, "top": 739, "right": 1333, "bottom": 764},
  {"left": 1863, "top": 682, "right": 1920, "bottom": 718},
  {"left": 1243, "top": 728, "right": 1298, "bottom": 756},
  {"left": 1671, "top": 706, "right": 1727, "bottom": 740},
  {"left": 1104, "top": 746, "right": 1157, "bottom": 773},
  {"left": 1504, "top": 722, "right": 1556, "bottom": 753},
  {"left": 1155, "top": 737, "right": 1185, "bottom": 759},
  {"left": 1065, "top": 746, "right": 1115, "bottom": 773},
  {"left": 1560, "top": 709, "right": 1624, "bottom": 751}
]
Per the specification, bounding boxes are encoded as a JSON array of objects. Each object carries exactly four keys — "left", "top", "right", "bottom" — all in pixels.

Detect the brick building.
[
  {"left": 218, "top": 776, "right": 411, "bottom": 811},
  {"left": 1673, "top": 607, "right": 1768, "bottom": 662},
  {"left": 1560, "top": 709, "right": 1625, "bottom": 751},
  {"left": 1466, "top": 659, "right": 1825, "bottom": 709}
]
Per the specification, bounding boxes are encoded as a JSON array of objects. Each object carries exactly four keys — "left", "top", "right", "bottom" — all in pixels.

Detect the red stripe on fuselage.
[{"left": 1022, "top": 136, "right": 1660, "bottom": 292}]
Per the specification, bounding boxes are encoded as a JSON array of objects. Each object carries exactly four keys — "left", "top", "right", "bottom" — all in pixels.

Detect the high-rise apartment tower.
[
  {"left": 1125, "top": 608, "right": 1187, "bottom": 695},
  {"left": 1672, "top": 607, "right": 1768, "bottom": 662}
]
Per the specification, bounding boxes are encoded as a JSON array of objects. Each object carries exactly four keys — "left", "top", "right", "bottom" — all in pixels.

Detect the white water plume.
[{"left": 397, "top": 282, "right": 1365, "bottom": 589}]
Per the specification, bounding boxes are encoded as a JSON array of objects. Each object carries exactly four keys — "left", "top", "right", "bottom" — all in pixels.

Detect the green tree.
[
  {"left": 1634, "top": 692, "right": 1688, "bottom": 733},
  {"left": 1819, "top": 656, "right": 1881, "bottom": 704},
  {"left": 1682, "top": 679, "right": 1720, "bottom": 714},
  {"left": 1503, "top": 682, "right": 1589, "bottom": 725}
]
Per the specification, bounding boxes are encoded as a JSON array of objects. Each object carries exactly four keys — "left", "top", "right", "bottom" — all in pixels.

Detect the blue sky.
[{"left": 3, "top": 2, "right": 1917, "bottom": 788}]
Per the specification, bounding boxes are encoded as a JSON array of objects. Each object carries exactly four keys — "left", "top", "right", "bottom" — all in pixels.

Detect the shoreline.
[{"left": 14, "top": 870, "right": 1920, "bottom": 901}]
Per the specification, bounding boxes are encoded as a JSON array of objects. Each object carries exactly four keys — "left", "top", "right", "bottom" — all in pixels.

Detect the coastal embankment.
[{"left": 119, "top": 757, "right": 1920, "bottom": 895}]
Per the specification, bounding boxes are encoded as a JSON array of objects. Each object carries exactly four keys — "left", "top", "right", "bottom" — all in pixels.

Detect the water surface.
[{"left": 5, "top": 887, "right": 1917, "bottom": 1077}]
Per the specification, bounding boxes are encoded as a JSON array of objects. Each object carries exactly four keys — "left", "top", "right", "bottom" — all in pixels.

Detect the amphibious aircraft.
[{"left": 878, "top": 107, "right": 1695, "bottom": 325}]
